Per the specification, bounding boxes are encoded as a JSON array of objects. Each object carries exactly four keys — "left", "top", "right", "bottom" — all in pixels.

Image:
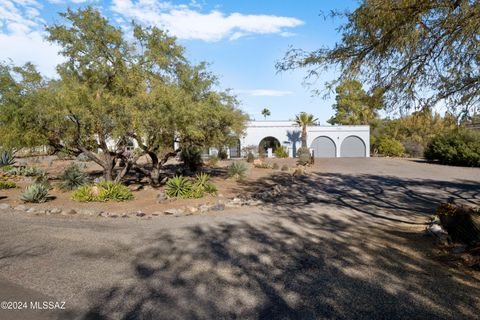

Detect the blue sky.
[{"left": 0, "top": 0, "right": 358, "bottom": 123}]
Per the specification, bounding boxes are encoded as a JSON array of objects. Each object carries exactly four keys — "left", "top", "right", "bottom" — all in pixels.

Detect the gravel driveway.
[{"left": 0, "top": 158, "right": 479, "bottom": 319}]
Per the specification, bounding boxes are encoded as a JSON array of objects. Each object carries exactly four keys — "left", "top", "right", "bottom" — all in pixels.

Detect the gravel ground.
[{"left": 0, "top": 158, "right": 479, "bottom": 319}]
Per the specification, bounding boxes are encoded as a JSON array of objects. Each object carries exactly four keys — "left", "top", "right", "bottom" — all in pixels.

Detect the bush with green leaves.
[
  {"left": 0, "top": 180, "right": 16, "bottom": 189},
  {"left": 20, "top": 183, "right": 50, "bottom": 203},
  {"left": 165, "top": 175, "right": 193, "bottom": 198},
  {"left": 424, "top": 129, "right": 480, "bottom": 167},
  {"left": 0, "top": 150, "right": 15, "bottom": 167},
  {"left": 377, "top": 137, "right": 405, "bottom": 157},
  {"left": 227, "top": 161, "right": 248, "bottom": 180},
  {"left": 6, "top": 166, "right": 45, "bottom": 177},
  {"left": 72, "top": 182, "right": 134, "bottom": 202},
  {"left": 58, "top": 164, "right": 88, "bottom": 191},
  {"left": 274, "top": 146, "right": 289, "bottom": 158},
  {"left": 192, "top": 173, "right": 218, "bottom": 198},
  {"left": 246, "top": 152, "right": 255, "bottom": 163},
  {"left": 296, "top": 147, "right": 311, "bottom": 166}
]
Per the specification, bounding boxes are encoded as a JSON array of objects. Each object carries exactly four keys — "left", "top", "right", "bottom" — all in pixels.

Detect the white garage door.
[
  {"left": 311, "top": 136, "right": 336, "bottom": 158},
  {"left": 340, "top": 136, "right": 366, "bottom": 157}
]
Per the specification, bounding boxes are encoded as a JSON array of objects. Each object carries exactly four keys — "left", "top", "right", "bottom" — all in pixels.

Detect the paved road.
[{"left": 0, "top": 158, "right": 479, "bottom": 319}]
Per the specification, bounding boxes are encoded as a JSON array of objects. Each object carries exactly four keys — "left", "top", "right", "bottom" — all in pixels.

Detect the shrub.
[
  {"left": 402, "top": 140, "right": 424, "bottom": 158},
  {"left": 274, "top": 146, "right": 289, "bottom": 158},
  {"left": 254, "top": 162, "right": 270, "bottom": 169},
  {"left": 297, "top": 147, "right": 311, "bottom": 166},
  {"left": 0, "top": 180, "right": 16, "bottom": 189},
  {"left": 272, "top": 163, "right": 279, "bottom": 170},
  {"left": 6, "top": 166, "right": 45, "bottom": 177},
  {"left": 246, "top": 152, "right": 255, "bottom": 163},
  {"left": 1, "top": 165, "right": 14, "bottom": 172},
  {"left": 76, "top": 153, "right": 90, "bottom": 162},
  {"left": 180, "top": 146, "right": 203, "bottom": 172},
  {"left": 20, "top": 183, "right": 49, "bottom": 203},
  {"left": 0, "top": 150, "right": 15, "bottom": 167},
  {"left": 165, "top": 175, "right": 193, "bottom": 199},
  {"left": 207, "top": 155, "right": 219, "bottom": 167},
  {"left": 425, "top": 129, "right": 480, "bottom": 167},
  {"left": 192, "top": 173, "right": 217, "bottom": 198},
  {"left": 227, "top": 161, "right": 248, "bottom": 180},
  {"left": 377, "top": 137, "right": 405, "bottom": 157},
  {"left": 72, "top": 182, "right": 134, "bottom": 202},
  {"left": 58, "top": 164, "right": 88, "bottom": 191},
  {"left": 281, "top": 164, "right": 289, "bottom": 171},
  {"left": 218, "top": 149, "right": 228, "bottom": 160}
]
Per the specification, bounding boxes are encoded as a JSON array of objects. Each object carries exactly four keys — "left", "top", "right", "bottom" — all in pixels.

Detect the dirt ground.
[
  {"left": 0, "top": 156, "right": 288, "bottom": 214},
  {"left": 0, "top": 157, "right": 479, "bottom": 319}
]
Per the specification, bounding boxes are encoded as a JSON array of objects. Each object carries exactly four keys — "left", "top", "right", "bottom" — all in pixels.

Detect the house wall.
[{"left": 241, "top": 121, "right": 370, "bottom": 158}]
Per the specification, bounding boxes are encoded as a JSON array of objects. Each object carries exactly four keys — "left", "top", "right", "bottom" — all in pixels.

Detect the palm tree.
[
  {"left": 261, "top": 108, "right": 271, "bottom": 120},
  {"left": 294, "top": 112, "right": 318, "bottom": 148}
]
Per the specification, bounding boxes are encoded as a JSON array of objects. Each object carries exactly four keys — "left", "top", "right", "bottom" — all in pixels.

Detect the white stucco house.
[{"left": 211, "top": 121, "right": 370, "bottom": 158}]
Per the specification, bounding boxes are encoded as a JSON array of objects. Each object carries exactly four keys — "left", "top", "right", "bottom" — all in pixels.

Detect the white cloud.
[
  {"left": 237, "top": 89, "right": 294, "bottom": 97},
  {"left": 111, "top": 0, "right": 304, "bottom": 42},
  {"left": 0, "top": 0, "right": 63, "bottom": 77}
]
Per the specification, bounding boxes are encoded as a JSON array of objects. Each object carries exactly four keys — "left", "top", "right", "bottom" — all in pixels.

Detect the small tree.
[
  {"left": 261, "top": 108, "right": 271, "bottom": 120},
  {"left": 294, "top": 112, "right": 317, "bottom": 148}
]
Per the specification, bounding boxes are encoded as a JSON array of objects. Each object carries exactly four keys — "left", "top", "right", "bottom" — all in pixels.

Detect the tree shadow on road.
[{"left": 81, "top": 172, "right": 480, "bottom": 319}]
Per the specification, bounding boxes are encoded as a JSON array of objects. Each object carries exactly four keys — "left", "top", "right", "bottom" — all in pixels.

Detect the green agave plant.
[
  {"left": 165, "top": 175, "right": 193, "bottom": 199},
  {"left": 0, "top": 151, "right": 15, "bottom": 167},
  {"left": 58, "top": 164, "right": 88, "bottom": 191},
  {"left": 20, "top": 183, "right": 50, "bottom": 203}
]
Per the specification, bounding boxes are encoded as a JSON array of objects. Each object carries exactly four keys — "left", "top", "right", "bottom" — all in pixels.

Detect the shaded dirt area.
[{"left": 0, "top": 158, "right": 479, "bottom": 319}]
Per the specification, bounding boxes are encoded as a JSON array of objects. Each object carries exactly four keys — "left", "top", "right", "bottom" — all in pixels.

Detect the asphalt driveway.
[{"left": 0, "top": 158, "right": 479, "bottom": 319}]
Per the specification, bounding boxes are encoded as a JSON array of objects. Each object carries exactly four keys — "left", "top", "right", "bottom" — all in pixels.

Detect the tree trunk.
[{"left": 301, "top": 125, "right": 307, "bottom": 148}]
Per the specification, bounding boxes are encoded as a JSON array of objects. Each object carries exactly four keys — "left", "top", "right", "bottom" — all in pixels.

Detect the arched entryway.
[
  {"left": 340, "top": 136, "right": 366, "bottom": 157},
  {"left": 311, "top": 136, "right": 336, "bottom": 158},
  {"left": 258, "top": 136, "right": 281, "bottom": 156}
]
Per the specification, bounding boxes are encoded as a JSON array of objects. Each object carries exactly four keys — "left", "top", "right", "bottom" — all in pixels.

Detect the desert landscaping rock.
[
  {"left": 210, "top": 203, "right": 225, "bottom": 211},
  {"left": 135, "top": 211, "right": 146, "bottom": 217},
  {"left": 26, "top": 208, "right": 36, "bottom": 213},
  {"left": 163, "top": 209, "right": 178, "bottom": 215},
  {"left": 62, "top": 209, "right": 77, "bottom": 215},
  {"left": 199, "top": 204, "right": 211, "bottom": 213},
  {"left": 49, "top": 208, "right": 62, "bottom": 214},
  {"left": 0, "top": 203, "right": 12, "bottom": 210},
  {"left": 156, "top": 192, "right": 168, "bottom": 203},
  {"left": 14, "top": 205, "right": 28, "bottom": 211},
  {"left": 186, "top": 206, "right": 198, "bottom": 214}
]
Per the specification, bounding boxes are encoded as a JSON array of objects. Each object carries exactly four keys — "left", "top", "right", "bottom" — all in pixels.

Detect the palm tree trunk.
[{"left": 301, "top": 125, "right": 307, "bottom": 148}]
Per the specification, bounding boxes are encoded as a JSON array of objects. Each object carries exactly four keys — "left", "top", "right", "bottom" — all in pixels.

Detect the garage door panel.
[
  {"left": 311, "top": 136, "right": 336, "bottom": 158},
  {"left": 340, "top": 136, "right": 366, "bottom": 157}
]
